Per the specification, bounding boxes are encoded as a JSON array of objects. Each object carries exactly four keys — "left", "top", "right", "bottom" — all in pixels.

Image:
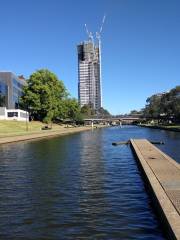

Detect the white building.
[{"left": 0, "top": 107, "right": 29, "bottom": 121}]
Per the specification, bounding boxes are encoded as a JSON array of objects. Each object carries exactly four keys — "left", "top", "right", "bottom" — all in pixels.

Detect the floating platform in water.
[
  {"left": 112, "top": 140, "right": 164, "bottom": 146},
  {"left": 130, "top": 139, "right": 180, "bottom": 240}
]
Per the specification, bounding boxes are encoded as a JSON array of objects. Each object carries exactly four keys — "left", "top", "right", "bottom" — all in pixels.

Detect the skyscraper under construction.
[
  {"left": 77, "top": 16, "right": 105, "bottom": 111},
  {"left": 77, "top": 40, "right": 102, "bottom": 111}
]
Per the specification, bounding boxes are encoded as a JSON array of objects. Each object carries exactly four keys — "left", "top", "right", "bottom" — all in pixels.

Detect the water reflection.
[
  {"left": 0, "top": 126, "right": 175, "bottom": 239},
  {"left": 78, "top": 130, "right": 110, "bottom": 236}
]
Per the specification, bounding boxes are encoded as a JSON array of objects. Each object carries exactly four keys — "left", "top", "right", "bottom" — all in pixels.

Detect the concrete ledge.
[
  {"left": 0, "top": 126, "right": 103, "bottom": 145},
  {"left": 130, "top": 139, "right": 180, "bottom": 240}
]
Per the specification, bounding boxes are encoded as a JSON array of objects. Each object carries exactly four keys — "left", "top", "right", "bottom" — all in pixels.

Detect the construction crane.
[
  {"left": 96, "top": 14, "right": 106, "bottom": 108},
  {"left": 99, "top": 15, "right": 106, "bottom": 35},
  {"left": 84, "top": 15, "right": 106, "bottom": 110},
  {"left": 85, "top": 15, "right": 106, "bottom": 46},
  {"left": 85, "top": 23, "right": 94, "bottom": 43}
]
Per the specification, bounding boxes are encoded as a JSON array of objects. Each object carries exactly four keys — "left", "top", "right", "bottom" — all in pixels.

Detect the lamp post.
[
  {"left": 25, "top": 104, "right": 31, "bottom": 132},
  {"left": 26, "top": 107, "right": 28, "bottom": 131}
]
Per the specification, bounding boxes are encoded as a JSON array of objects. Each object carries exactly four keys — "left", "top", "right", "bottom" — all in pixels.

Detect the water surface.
[{"left": 0, "top": 126, "right": 179, "bottom": 239}]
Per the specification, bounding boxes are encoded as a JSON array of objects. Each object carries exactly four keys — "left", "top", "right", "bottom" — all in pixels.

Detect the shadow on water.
[{"left": 0, "top": 126, "right": 178, "bottom": 239}]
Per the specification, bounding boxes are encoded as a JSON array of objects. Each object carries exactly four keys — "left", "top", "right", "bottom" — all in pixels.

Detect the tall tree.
[
  {"left": 144, "top": 94, "right": 162, "bottom": 118},
  {"left": 20, "top": 69, "right": 68, "bottom": 123},
  {"left": 143, "top": 86, "right": 180, "bottom": 123}
]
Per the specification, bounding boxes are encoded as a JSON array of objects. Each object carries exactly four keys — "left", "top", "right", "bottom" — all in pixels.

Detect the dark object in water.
[
  {"left": 150, "top": 141, "right": 165, "bottom": 145},
  {"left": 112, "top": 141, "right": 130, "bottom": 146},
  {"left": 112, "top": 140, "right": 164, "bottom": 146}
]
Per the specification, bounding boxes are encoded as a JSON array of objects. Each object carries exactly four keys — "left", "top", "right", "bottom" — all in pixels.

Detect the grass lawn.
[
  {"left": 139, "top": 123, "right": 180, "bottom": 130},
  {"left": 164, "top": 125, "right": 180, "bottom": 129},
  {"left": 0, "top": 120, "right": 63, "bottom": 137}
]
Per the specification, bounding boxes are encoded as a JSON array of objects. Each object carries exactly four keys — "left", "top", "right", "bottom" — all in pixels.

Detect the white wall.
[{"left": 0, "top": 107, "right": 29, "bottom": 121}]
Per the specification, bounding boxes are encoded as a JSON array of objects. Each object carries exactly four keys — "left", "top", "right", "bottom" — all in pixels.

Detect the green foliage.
[
  {"left": 80, "top": 104, "right": 111, "bottom": 118},
  {"left": 144, "top": 95, "right": 162, "bottom": 118},
  {"left": 20, "top": 69, "right": 83, "bottom": 124},
  {"left": 20, "top": 69, "right": 112, "bottom": 124},
  {"left": 20, "top": 69, "right": 68, "bottom": 123},
  {"left": 98, "top": 107, "right": 111, "bottom": 118},
  {"left": 130, "top": 109, "right": 143, "bottom": 115},
  {"left": 143, "top": 86, "right": 180, "bottom": 123},
  {"left": 80, "top": 104, "right": 95, "bottom": 117},
  {"left": 64, "top": 98, "right": 82, "bottom": 121}
]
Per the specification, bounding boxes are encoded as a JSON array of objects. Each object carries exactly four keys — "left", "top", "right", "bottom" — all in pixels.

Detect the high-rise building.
[
  {"left": 77, "top": 40, "right": 102, "bottom": 111},
  {"left": 0, "top": 72, "right": 26, "bottom": 109}
]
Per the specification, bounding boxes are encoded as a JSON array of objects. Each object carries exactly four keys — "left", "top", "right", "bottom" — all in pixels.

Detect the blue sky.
[{"left": 0, "top": 0, "right": 180, "bottom": 114}]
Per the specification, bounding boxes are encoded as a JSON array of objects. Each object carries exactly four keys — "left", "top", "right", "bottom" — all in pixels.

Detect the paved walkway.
[
  {"left": 131, "top": 139, "right": 180, "bottom": 240},
  {"left": 0, "top": 126, "right": 97, "bottom": 145}
]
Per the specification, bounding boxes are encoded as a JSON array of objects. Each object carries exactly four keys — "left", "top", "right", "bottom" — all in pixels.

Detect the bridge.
[{"left": 84, "top": 116, "right": 141, "bottom": 125}]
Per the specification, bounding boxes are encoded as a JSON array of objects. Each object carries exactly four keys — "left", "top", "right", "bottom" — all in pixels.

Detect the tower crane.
[
  {"left": 96, "top": 14, "right": 106, "bottom": 108},
  {"left": 83, "top": 15, "right": 106, "bottom": 110},
  {"left": 85, "top": 24, "right": 94, "bottom": 43}
]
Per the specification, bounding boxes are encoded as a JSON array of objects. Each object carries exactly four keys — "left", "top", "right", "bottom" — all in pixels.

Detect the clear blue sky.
[{"left": 0, "top": 0, "right": 180, "bottom": 114}]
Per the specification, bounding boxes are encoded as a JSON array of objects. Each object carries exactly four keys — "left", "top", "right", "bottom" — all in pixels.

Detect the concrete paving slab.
[{"left": 131, "top": 139, "right": 180, "bottom": 240}]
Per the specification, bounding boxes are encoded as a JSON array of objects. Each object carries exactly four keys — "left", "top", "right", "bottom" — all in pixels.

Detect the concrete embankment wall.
[{"left": 0, "top": 126, "right": 106, "bottom": 145}]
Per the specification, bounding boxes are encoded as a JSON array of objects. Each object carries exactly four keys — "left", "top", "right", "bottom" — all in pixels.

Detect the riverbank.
[
  {"left": 138, "top": 124, "right": 180, "bottom": 132},
  {"left": 0, "top": 120, "right": 67, "bottom": 137},
  {"left": 0, "top": 121, "right": 107, "bottom": 144}
]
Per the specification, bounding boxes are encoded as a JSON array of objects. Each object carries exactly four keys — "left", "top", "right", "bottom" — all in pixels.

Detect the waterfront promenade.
[
  {"left": 131, "top": 139, "right": 180, "bottom": 240},
  {"left": 0, "top": 125, "right": 106, "bottom": 145}
]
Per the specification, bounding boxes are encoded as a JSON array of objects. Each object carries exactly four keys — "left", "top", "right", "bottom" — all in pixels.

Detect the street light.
[
  {"left": 26, "top": 108, "right": 28, "bottom": 131},
  {"left": 25, "top": 104, "right": 31, "bottom": 132}
]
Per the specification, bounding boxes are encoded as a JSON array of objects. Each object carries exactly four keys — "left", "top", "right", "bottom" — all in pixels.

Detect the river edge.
[
  {"left": 137, "top": 124, "right": 180, "bottom": 132},
  {"left": 0, "top": 125, "right": 108, "bottom": 145}
]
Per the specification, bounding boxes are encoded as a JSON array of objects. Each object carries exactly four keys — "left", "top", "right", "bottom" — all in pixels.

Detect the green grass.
[
  {"left": 139, "top": 123, "right": 180, "bottom": 129},
  {"left": 164, "top": 125, "right": 180, "bottom": 129},
  {"left": 0, "top": 120, "right": 63, "bottom": 137}
]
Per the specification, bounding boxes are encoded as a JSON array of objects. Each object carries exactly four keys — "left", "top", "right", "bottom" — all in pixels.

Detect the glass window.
[
  {"left": 13, "top": 87, "right": 19, "bottom": 95},
  {"left": 7, "top": 112, "right": 18, "bottom": 117},
  {"left": 12, "top": 94, "right": 19, "bottom": 109},
  {"left": 0, "top": 82, "right": 8, "bottom": 107},
  {"left": 13, "top": 79, "right": 23, "bottom": 89}
]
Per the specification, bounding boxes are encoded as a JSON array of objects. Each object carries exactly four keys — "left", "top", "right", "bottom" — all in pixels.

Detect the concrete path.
[
  {"left": 131, "top": 139, "right": 180, "bottom": 240},
  {"left": 0, "top": 126, "right": 96, "bottom": 145}
]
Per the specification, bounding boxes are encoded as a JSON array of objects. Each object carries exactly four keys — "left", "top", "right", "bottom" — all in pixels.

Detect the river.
[{"left": 0, "top": 126, "right": 179, "bottom": 239}]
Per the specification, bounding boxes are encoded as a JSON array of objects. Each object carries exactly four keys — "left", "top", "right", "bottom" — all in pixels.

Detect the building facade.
[
  {"left": 0, "top": 107, "right": 29, "bottom": 121},
  {"left": 0, "top": 72, "right": 26, "bottom": 109},
  {"left": 77, "top": 41, "right": 102, "bottom": 111}
]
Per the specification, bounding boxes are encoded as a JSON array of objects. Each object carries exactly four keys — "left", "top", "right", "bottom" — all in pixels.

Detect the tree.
[
  {"left": 20, "top": 69, "right": 68, "bottom": 123},
  {"left": 80, "top": 104, "right": 111, "bottom": 118},
  {"left": 143, "top": 86, "right": 180, "bottom": 123},
  {"left": 98, "top": 107, "right": 111, "bottom": 118},
  {"left": 64, "top": 98, "right": 82, "bottom": 121},
  {"left": 162, "top": 86, "right": 180, "bottom": 122},
  {"left": 130, "top": 110, "right": 139, "bottom": 115},
  {"left": 80, "top": 104, "right": 95, "bottom": 117},
  {"left": 143, "top": 94, "right": 162, "bottom": 119}
]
